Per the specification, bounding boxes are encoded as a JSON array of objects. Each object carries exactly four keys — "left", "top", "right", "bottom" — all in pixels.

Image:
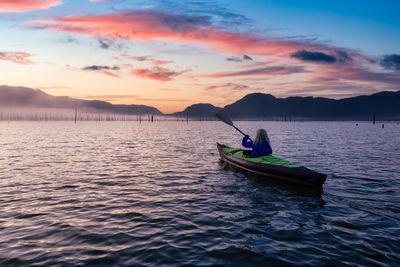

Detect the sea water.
[{"left": 0, "top": 121, "right": 399, "bottom": 266}]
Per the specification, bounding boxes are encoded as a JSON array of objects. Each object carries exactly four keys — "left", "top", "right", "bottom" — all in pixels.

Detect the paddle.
[{"left": 216, "top": 112, "right": 253, "bottom": 141}]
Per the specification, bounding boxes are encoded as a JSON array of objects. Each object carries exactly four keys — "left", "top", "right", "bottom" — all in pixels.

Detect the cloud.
[
  {"left": 199, "top": 65, "right": 306, "bottom": 78},
  {"left": 205, "top": 83, "right": 249, "bottom": 91},
  {"left": 97, "top": 38, "right": 124, "bottom": 50},
  {"left": 0, "top": 0, "right": 61, "bottom": 13},
  {"left": 225, "top": 56, "right": 245, "bottom": 63},
  {"left": 30, "top": 10, "right": 340, "bottom": 57},
  {"left": 291, "top": 49, "right": 353, "bottom": 64},
  {"left": 131, "top": 66, "right": 188, "bottom": 81},
  {"left": 60, "top": 36, "right": 80, "bottom": 44},
  {"left": 335, "top": 51, "right": 352, "bottom": 63},
  {"left": 82, "top": 65, "right": 120, "bottom": 77},
  {"left": 226, "top": 55, "right": 253, "bottom": 63},
  {"left": 243, "top": 55, "right": 253, "bottom": 61},
  {"left": 291, "top": 50, "right": 336, "bottom": 63},
  {"left": 82, "top": 65, "right": 120, "bottom": 71},
  {"left": 98, "top": 39, "right": 111, "bottom": 49},
  {"left": 130, "top": 56, "right": 150, "bottom": 62},
  {"left": 118, "top": 55, "right": 173, "bottom": 65},
  {"left": 160, "top": 12, "right": 210, "bottom": 32},
  {"left": 121, "top": 63, "right": 133, "bottom": 68},
  {"left": 314, "top": 63, "right": 400, "bottom": 85},
  {"left": 154, "top": 0, "right": 252, "bottom": 27},
  {"left": 151, "top": 59, "right": 173, "bottom": 66},
  {"left": 380, "top": 54, "right": 400, "bottom": 71},
  {"left": 101, "top": 71, "right": 120, "bottom": 77},
  {"left": 0, "top": 51, "right": 35, "bottom": 65}
]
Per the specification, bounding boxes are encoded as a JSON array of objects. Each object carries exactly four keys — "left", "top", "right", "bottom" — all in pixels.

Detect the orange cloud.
[
  {"left": 31, "top": 10, "right": 334, "bottom": 56},
  {"left": 0, "top": 51, "right": 35, "bottom": 64},
  {"left": 131, "top": 67, "right": 187, "bottom": 81},
  {"left": 0, "top": 0, "right": 61, "bottom": 13}
]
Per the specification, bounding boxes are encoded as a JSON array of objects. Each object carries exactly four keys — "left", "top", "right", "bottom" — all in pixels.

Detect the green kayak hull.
[{"left": 217, "top": 143, "right": 327, "bottom": 188}]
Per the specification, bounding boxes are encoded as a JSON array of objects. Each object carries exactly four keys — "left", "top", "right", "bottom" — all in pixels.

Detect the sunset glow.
[{"left": 1, "top": 0, "right": 399, "bottom": 113}]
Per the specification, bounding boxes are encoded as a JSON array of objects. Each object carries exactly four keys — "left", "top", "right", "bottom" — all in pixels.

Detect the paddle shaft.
[
  {"left": 215, "top": 112, "right": 253, "bottom": 142},
  {"left": 233, "top": 125, "right": 253, "bottom": 142}
]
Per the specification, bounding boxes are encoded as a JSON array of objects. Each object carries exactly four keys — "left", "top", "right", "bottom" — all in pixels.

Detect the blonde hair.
[{"left": 255, "top": 129, "right": 269, "bottom": 145}]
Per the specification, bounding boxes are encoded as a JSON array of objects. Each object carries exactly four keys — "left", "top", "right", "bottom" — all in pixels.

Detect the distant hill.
[
  {"left": 171, "top": 103, "right": 222, "bottom": 118},
  {"left": 223, "top": 91, "right": 400, "bottom": 120},
  {"left": 0, "top": 85, "right": 163, "bottom": 115},
  {"left": 172, "top": 90, "right": 400, "bottom": 120}
]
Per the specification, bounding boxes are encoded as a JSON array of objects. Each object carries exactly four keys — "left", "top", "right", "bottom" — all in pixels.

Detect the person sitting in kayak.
[{"left": 242, "top": 129, "right": 272, "bottom": 157}]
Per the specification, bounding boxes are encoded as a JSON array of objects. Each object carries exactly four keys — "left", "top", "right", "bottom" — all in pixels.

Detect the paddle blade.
[{"left": 216, "top": 112, "right": 234, "bottom": 126}]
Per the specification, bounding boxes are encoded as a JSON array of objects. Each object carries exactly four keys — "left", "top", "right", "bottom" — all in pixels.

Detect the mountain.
[
  {"left": 172, "top": 90, "right": 400, "bottom": 120},
  {"left": 0, "top": 85, "right": 163, "bottom": 115},
  {"left": 171, "top": 103, "right": 222, "bottom": 117},
  {"left": 223, "top": 91, "right": 400, "bottom": 119},
  {"left": 2, "top": 85, "right": 399, "bottom": 120}
]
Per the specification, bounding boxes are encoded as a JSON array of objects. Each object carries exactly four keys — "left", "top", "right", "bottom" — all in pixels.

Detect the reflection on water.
[{"left": 0, "top": 121, "right": 399, "bottom": 265}]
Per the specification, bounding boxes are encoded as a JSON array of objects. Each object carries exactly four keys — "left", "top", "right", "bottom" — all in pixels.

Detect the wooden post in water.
[
  {"left": 151, "top": 115, "right": 154, "bottom": 123},
  {"left": 373, "top": 114, "right": 376, "bottom": 124},
  {"left": 74, "top": 107, "right": 77, "bottom": 124},
  {"left": 186, "top": 111, "right": 188, "bottom": 124}
]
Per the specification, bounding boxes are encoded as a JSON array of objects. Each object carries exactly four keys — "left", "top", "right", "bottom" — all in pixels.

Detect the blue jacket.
[{"left": 242, "top": 135, "right": 272, "bottom": 156}]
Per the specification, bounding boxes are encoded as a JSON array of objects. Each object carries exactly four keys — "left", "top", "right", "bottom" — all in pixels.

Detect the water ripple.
[{"left": 0, "top": 121, "right": 399, "bottom": 266}]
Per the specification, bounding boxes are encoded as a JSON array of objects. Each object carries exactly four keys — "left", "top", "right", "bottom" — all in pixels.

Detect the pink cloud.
[
  {"left": 131, "top": 67, "right": 187, "bottom": 81},
  {"left": 0, "top": 0, "right": 61, "bottom": 13},
  {"left": 0, "top": 51, "right": 35, "bottom": 64},
  {"left": 30, "top": 10, "right": 334, "bottom": 56},
  {"left": 130, "top": 56, "right": 149, "bottom": 62},
  {"left": 121, "top": 63, "right": 133, "bottom": 68},
  {"left": 151, "top": 59, "right": 173, "bottom": 66}
]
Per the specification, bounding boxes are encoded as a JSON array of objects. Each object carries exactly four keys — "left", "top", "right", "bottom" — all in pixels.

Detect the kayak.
[{"left": 217, "top": 143, "right": 327, "bottom": 188}]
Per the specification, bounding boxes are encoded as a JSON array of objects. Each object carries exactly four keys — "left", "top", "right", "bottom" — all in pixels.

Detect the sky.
[{"left": 1, "top": 0, "right": 399, "bottom": 113}]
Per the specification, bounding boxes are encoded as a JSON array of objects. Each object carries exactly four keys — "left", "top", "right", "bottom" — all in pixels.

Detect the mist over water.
[
  {"left": 0, "top": 107, "right": 166, "bottom": 121},
  {"left": 0, "top": 121, "right": 399, "bottom": 266}
]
